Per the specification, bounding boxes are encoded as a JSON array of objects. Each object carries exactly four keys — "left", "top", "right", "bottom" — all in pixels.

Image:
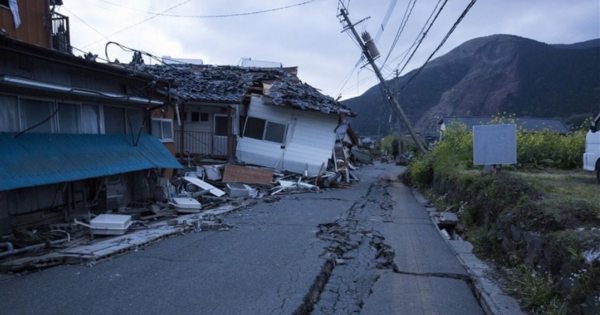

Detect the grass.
[
  {"left": 512, "top": 170, "right": 600, "bottom": 222},
  {"left": 402, "top": 115, "right": 600, "bottom": 313},
  {"left": 508, "top": 265, "right": 567, "bottom": 315},
  {"left": 513, "top": 170, "right": 599, "bottom": 201}
]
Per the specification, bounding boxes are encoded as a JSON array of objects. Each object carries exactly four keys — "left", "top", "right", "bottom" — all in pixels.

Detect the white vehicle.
[{"left": 583, "top": 113, "right": 600, "bottom": 184}]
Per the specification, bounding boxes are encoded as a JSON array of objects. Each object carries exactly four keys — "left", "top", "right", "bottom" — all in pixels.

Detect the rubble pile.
[
  {"left": 142, "top": 63, "right": 355, "bottom": 115},
  {"left": 0, "top": 160, "right": 363, "bottom": 270}
]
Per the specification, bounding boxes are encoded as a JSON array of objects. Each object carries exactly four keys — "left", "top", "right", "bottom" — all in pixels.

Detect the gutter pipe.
[{"left": 0, "top": 237, "right": 70, "bottom": 259}]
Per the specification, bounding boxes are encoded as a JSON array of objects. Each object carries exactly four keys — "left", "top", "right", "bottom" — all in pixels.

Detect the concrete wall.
[{"left": 236, "top": 95, "right": 338, "bottom": 175}]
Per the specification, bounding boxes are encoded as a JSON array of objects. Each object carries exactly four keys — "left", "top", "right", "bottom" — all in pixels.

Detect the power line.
[
  {"left": 381, "top": 0, "right": 417, "bottom": 68},
  {"left": 401, "top": 0, "right": 478, "bottom": 90},
  {"left": 330, "top": 55, "right": 363, "bottom": 98},
  {"left": 79, "top": 0, "right": 192, "bottom": 49},
  {"left": 95, "top": 0, "right": 322, "bottom": 18},
  {"left": 396, "top": 0, "right": 448, "bottom": 77},
  {"left": 395, "top": 0, "right": 443, "bottom": 70},
  {"left": 374, "top": 0, "right": 398, "bottom": 43},
  {"left": 334, "top": 0, "right": 399, "bottom": 99},
  {"left": 60, "top": 6, "right": 109, "bottom": 42}
]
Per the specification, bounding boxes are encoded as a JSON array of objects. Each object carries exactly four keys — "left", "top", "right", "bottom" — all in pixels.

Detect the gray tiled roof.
[{"left": 142, "top": 64, "right": 355, "bottom": 115}]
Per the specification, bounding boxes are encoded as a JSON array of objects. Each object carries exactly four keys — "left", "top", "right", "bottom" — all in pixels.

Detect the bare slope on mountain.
[{"left": 342, "top": 34, "right": 600, "bottom": 135}]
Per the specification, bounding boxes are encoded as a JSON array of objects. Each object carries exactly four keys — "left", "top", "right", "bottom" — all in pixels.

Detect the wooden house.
[{"left": 0, "top": 1, "right": 181, "bottom": 234}]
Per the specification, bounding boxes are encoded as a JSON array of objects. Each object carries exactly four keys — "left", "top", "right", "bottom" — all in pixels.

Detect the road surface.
[{"left": 0, "top": 163, "right": 483, "bottom": 315}]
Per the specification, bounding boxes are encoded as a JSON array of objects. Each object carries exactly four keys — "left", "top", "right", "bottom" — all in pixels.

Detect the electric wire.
[
  {"left": 381, "top": 0, "right": 417, "bottom": 68},
  {"left": 330, "top": 55, "right": 363, "bottom": 98},
  {"left": 60, "top": 6, "right": 110, "bottom": 42},
  {"left": 95, "top": 0, "right": 322, "bottom": 18},
  {"left": 333, "top": 0, "right": 395, "bottom": 99},
  {"left": 79, "top": 0, "right": 192, "bottom": 49},
  {"left": 374, "top": 0, "right": 398, "bottom": 43},
  {"left": 394, "top": 0, "right": 442, "bottom": 70},
  {"left": 396, "top": 0, "right": 447, "bottom": 77},
  {"left": 71, "top": 45, "right": 112, "bottom": 64},
  {"left": 13, "top": 105, "right": 61, "bottom": 138},
  {"left": 401, "top": 0, "right": 478, "bottom": 91}
]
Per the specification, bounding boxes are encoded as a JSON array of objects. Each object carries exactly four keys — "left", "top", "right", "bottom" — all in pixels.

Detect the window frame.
[
  {"left": 242, "top": 116, "right": 287, "bottom": 144},
  {"left": 151, "top": 118, "right": 174, "bottom": 142},
  {"left": 18, "top": 97, "right": 56, "bottom": 133},
  {"left": 190, "top": 111, "right": 210, "bottom": 123}
]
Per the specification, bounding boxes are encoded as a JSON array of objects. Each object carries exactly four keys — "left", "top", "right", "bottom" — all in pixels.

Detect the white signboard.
[{"left": 473, "top": 124, "right": 517, "bottom": 165}]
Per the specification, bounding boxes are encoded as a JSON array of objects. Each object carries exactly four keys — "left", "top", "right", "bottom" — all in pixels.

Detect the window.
[
  {"left": 80, "top": 104, "right": 100, "bottom": 134},
  {"left": 58, "top": 103, "right": 79, "bottom": 134},
  {"left": 244, "top": 117, "right": 266, "bottom": 140},
  {"left": 243, "top": 117, "right": 287, "bottom": 144},
  {"left": 214, "top": 116, "right": 229, "bottom": 136},
  {"left": 126, "top": 108, "right": 144, "bottom": 134},
  {"left": 104, "top": 106, "right": 126, "bottom": 134},
  {"left": 190, "top": 111, "right": 209, "bottom": 123},
  {"left": 265, "top": 121, "right": 287, "bottom": 143},
  {"left": 20, "top": 99, "right": 54, "bottom": 133},
  {"left": 151, "top": 118, "right": 174, "bottom": 142},
  {"left": 0, "top": 95, "right": 19, "bottom": 132}
]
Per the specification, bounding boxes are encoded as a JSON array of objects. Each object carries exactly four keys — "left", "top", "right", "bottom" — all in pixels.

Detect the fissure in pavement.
[{"left": 294, "top": 180, "right": 398, "bottom": 315}]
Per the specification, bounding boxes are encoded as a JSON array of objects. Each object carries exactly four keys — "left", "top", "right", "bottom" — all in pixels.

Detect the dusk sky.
[{"left": 61, "top": 0, "right": 600, "bottom": 100}]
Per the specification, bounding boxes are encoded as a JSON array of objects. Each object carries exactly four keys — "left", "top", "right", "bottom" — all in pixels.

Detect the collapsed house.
[
  {"left": 0, "top": 1, "right": 367, "bottom": 264},
  {"left": 142, "top": 64, "right": 357, "bottom": 175},
  {"left": 0, "top": 2, "right": 182, "bottom": 235}
]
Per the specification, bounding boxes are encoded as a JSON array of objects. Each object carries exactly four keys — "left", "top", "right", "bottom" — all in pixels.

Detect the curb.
[{"left": 410, "top": 188, "right": 526, "bottom": 315}]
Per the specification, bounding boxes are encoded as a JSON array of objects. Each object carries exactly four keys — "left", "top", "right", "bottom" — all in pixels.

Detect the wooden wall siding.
[
  {"left": 0, "top": 1, "right": 51, "bottom": 48},
  {"left": 1, "top": 50, "right": 132, "bottom": 94},
  {"left": 236, "top": 95, "right": 338, "bottom": 175}
]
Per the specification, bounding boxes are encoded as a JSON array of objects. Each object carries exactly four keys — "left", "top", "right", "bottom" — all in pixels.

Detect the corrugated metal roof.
[
  {"left": 0, "top": 133, "right": 182, "bottom": 191},
  {"left": 445, "top": 117, "right": 570, "bottom": 134}
]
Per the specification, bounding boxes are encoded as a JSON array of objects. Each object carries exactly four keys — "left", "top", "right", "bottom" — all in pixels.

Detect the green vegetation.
[
  {"left": 508, "top": 265, "right": 566, "bottom": 315},
  {"left": 380, "top": 134, "right": 422, "bottom": 156},
  {"left": 404, "top": 115, "right": 600, "bottom": 314}
]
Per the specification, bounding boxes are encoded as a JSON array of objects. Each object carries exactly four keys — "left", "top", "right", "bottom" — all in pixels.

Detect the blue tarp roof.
[{"left": 0, "top": 133, "right": 182, "bottom": 191}]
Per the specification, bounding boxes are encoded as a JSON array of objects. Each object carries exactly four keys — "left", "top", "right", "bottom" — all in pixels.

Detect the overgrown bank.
[{"left": 402, "top": 120, "right": 599, "bottom": 315}]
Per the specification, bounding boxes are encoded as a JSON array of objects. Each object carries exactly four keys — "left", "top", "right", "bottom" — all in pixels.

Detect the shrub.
[{"left": 406, "top": 153, "right": 434, "bottom": 186}]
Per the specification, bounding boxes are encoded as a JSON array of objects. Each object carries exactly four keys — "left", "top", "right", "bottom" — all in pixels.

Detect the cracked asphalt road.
[{"left": 0, "top": 163, "right": 483, "bottom": 315}]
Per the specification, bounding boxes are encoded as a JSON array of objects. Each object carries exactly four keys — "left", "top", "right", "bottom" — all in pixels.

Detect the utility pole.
[
  {"left": 339, "top": 8, "right": 427, "bottom": 154},
  {"left": 394, "top": 69, "right": 401, "bottom": 134}
]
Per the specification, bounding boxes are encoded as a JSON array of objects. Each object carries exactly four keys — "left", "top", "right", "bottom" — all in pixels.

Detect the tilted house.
[
  {"left": 0, "top": 1, "right": 181, "bottom": 234},
  {"left": 143, "top": 64, "right": 355, "bottom": 175}
]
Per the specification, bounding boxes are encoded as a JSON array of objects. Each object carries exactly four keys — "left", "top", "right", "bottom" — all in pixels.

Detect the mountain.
[{"left": 342, "top": 34, "right": 600, "bottom": 136}]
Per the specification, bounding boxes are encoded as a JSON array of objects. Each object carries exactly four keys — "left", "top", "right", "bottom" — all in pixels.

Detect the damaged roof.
[{"left": 141, "top": 64, "right": 355, "bottom": 116}]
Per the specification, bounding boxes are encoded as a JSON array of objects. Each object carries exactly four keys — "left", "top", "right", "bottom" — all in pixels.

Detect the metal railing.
[
  {"left": 51, "top": 12, "right": 70, "bottom": 53},
  {"left": 175, "top": 130, "right": 213, "bottom": 156}
]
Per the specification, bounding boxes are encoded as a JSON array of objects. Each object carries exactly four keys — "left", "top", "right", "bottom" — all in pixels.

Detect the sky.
[{"left": 60, "top": 0, "right": 600, "bottom": 100}]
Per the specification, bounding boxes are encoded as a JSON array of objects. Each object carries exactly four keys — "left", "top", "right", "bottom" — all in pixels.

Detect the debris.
[
  {"left": 226, "top": 183, "right": 252, "bottom": 198},
  {"left": 271, "top": 179, "right": 319, "bottom": 195},
  {"left": 203, "top": 165, "right": 222, "bottom": 181},
  {"left": 183, "top": 176, "right": 225, "bottom": 197},
  {"left": 440, "top": 212, "right": 459, "bottom": 225},
  {"left": 74, "top": 214, "right": 132, "bottom": 236},
  {"left": 222, "top": 164, "right": 273, "bottom": 185},
  {"left": 350, "top": 147, "right": 373, "bottom": 165},
  {"left": 169, "top": 197, "right": 202, "bottom": 213}
]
